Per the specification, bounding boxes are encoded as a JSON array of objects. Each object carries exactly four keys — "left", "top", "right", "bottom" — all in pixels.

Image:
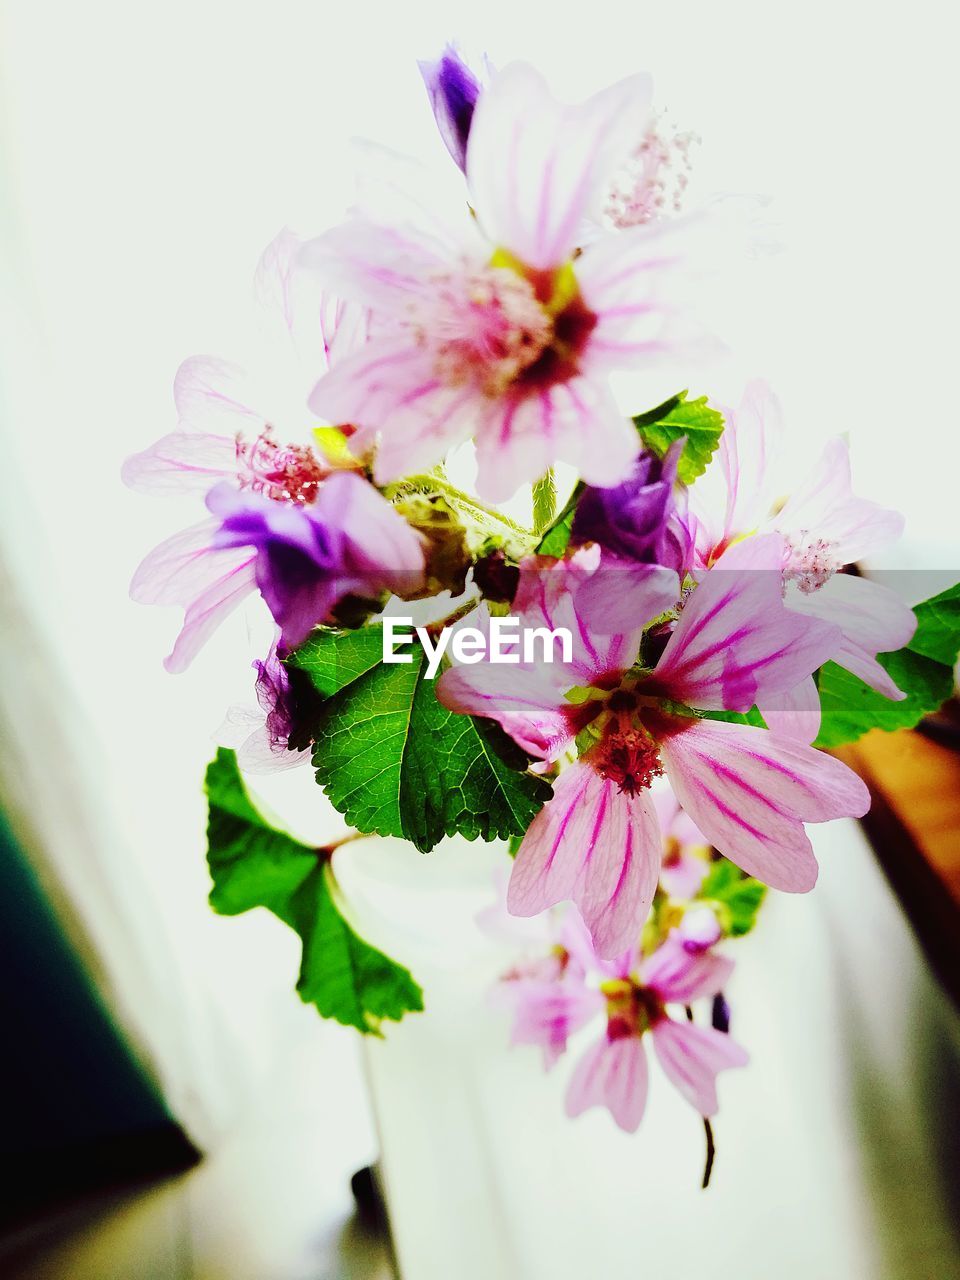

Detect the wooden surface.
[{"left": 835, "top": 727, "right": 960, "bottom": 1008}]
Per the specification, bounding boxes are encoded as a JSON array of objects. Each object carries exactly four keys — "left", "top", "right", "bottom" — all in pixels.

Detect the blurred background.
[{"left": 1, "top": 0, "right": 958, "bottom": 1276}]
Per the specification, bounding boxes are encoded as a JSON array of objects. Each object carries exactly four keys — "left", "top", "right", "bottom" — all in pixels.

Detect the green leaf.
[
  {"left": 535, "top": 483, "right": 583, "bottom": 557},
  {"left": 291, "top": 631, "right": 552, "bottom": 852},
  {"left": 701, "top": 706, "right": 768, "bottom": 728},
  {"left": 814, "top": 651, "right": 955, "bottom": 748},
  {"left": 532, "top": 469, "right": 558, "bottom": 536},
  {"left": 633, "top": 391, "right": 725, "bottom": 484},
  {"left": 907, "top": 582, "right": 960, "bottom": 666},
  {"left": 699, "top": 859, "right": 767, "bottom": 938},
  {"left": 289, "top": 626, "right": 386, "bottom": 698},
  {"left": 814, "top": 582, "right": 960, "bottom": 748},
  {"left": 205, "top": 749, "right": 423, "bottom": 1033}
]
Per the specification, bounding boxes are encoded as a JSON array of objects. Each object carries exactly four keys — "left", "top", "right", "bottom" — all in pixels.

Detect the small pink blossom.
[{"left": 565, "top": 931, "right": 747, "bottom": 1132}]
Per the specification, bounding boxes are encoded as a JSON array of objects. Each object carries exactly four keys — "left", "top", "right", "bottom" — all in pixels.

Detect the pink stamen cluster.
[
  {"left": 782, "top": 532, "right": 841, "bottom": 594},
  {"left": 417, "top": 262, "right": 554, "bottom": 395},
  {"left": 235, "top": 428, "right": 328, "bottom": 505},
  {"left": 604, "top": 115, "right": 699, "bottom": 229}
]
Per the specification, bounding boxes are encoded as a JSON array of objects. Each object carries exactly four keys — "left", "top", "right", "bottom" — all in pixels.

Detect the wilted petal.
[
  {"left": 639, "top": 930, "right": 733, "bottom": 1003},
  {"left": 775, "top": 437, "right": 905, "bottom": 563},
  {"left": 419, "top": 46, "right": 482, "bottom": 172},
  {"left": 508, "top": 763, "right": 661, "bottom": 958},
  {"left": 467, "top": 62, "right": 652, "bottom": 270},
  {"left": 660, "top": 717, "right": 869, "bottom": 891},
  {"left": 565, "top": 1034, "right": 649, "bottom": 1132},
  {"left": 650, "top": 1017, "right": 748, "bottom": 1116},
  {"left": 650, "top": 534, "right": 840, "bottom": 712}
]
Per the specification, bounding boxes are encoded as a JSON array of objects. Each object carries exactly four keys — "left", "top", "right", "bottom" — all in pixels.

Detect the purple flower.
[
  {"left": 572, "top": 441, "right": 689, "bottom": 571},
  {"left": 207, "top": 471, "right": 424, "bottom": 651},
  {"left": 418, "top": 46, "right": 482, "bottom": 172}
]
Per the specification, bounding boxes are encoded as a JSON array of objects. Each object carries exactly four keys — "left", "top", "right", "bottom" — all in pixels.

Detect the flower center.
[
  {"left": 782, "top": 532, "right": 841, "bottom": 594},
  {"left": 416, "top": 257, "right": 597, "bottom": 397},
  {"left": 418, "top": 262, "right": 554, "bottom": 396},
  {"left": 603, "top": 115, "right": 699, "bottom": 230},
  {"left": 601, "top": 978, "right": 662, "bottom": 1038},
  {"left": 592, "top": 716, "right": 664, "bottom": 796},
  {"left": 236, "top": 428, "right": 328, "bottom": 504}
]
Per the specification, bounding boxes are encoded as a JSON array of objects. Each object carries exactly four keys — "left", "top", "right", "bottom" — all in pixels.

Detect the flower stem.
[{"left": 701, "top": 1118, "right": 716, "bottom": 1189}]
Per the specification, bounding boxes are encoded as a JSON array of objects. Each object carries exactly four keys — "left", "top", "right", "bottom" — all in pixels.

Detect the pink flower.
[
  {"left": 565, "top": 931, "right": 747, "bottom": 1132},
  {"left": 689, "top": 381, "right": 916, "bottom": 737},
  {"left": 216, "top": 637, "right": 313, "bottom": 773},
  {"left": 123, "top": 233, "right": 413, "bottom": 670},
  {"left": 438, "top": 540, "right": 869, "bottom": 957},
  {"left": 301, "top": 63, "right": 711, "bottom": 501}
]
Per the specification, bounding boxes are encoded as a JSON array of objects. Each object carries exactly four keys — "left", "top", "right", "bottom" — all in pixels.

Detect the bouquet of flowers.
[{"left": 125, "top": 47, "right": 960, "bottom": 1182}]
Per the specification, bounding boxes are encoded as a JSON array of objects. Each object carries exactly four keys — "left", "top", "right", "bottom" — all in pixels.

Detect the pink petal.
[
  {"left": 775, "top": 437, "right": 905, "bottom": 563},
  {"left": 639, "top": 930, "right": 733, "bottom": 1003},
  {"left": 472, "top": 375, "right": 638, "bottom": 503},
  {"left": 508, "top": 763, "right": 661, "bottom": 959},
  {"left": 466, "top": 62, "right": 652, "bottom": 270},
  {"left": 572, "top": 561, "right": 679, "bottom": 636},
  {"left": 307, "top": 338, "right": 478, "bottom": 480},
  {"left": 129, "top": 520, "right": 257, "bottom": 672},
  {"left": 650, "top": 534, "right": 840, "bottom": 712},
  {"left": 651, "top": 1018, "right": 748, "bottom": 1116},
  {"left": 121, "top": 430, "right": 238, "bottom": 495},
  {"left": 298, "top": 217, "right": 447, "bottom": 316},
  {"left": 660, "top": 718, "right": 870, "bottom": 891},
  {"left": 719, "top": 380, "right": 784, "bottom": 545},
  {"left": 756, "top": 676, "right": 822, "bottom": 744},
  {"left": 788, "top": 573, "right": 916, "bottom": 697},
  {"left": 437, "top": 662, "right": 577, "bottom": 761},
  {"left": 575, "top": 219, "right": 700, "bottom": 369},
  {"left": 565, "top": 1034, "right": 649, "bottom": 1132},
  {"left": 173, "top": 355, "right": 264, "bottom": 434},
  {"left": 498, "top": 977, "right": 604, "bottom": 1070}
]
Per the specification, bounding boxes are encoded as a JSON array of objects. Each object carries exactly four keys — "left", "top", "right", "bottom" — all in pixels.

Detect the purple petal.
[
  {"left": 419, "top": 47, "right": 482, "bottom": 172},
  {"left": 639, "top": 930, "right": 733, "bottom": 1003}
]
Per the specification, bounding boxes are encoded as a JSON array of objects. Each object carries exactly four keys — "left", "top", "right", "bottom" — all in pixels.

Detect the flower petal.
[
  {"left": 473, "top": 376, "right": 638, "bottom": 503},
  {"left": 659, "top": 718, "right": 869, "bottom": 891},
  {"left": 437, "top": 662, "right": 577, "bottom": 761},
  {"left": 572, "top": 561, "right": 680, "bottom": 636},
  {"left": 639, "top": 930, "right": 733, "bottom": 1003},
  {"left": 467, "top": 62, "right": 652, "bottom": 270},
  {"left": 508, "top": 763, "right": 661, "bottom": 958},
  {"left": 651, "top": 1018, "right": 748, "bottom": 1116},
  {"left": 173, "top": 355, "right": 264, "bottom": 434},
  {"left": 298, "top": 217, "right": 448, "bottom": 316},
  {"left": 756, "top": 676, "right": 822, "bottom": 744},
  {"left": 497, "top": 977, "right": 604, "bottom": 1070},
  {"left": 565, "top": 1034, "right": 649, "bottom": 1133},
  {"left": 788, "top": 573, "right": 916, "bottom": 697},
  {"left": 121, "top": 431, "right": 238, "bottom": 495},
  {"left": 775, "top": 437, "right": 905, "bottom": 563},
  {"left": 650, "top": 534, "right": 840, "bottom": 712}
]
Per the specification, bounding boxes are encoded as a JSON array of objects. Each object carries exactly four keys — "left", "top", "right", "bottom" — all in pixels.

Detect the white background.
[{"left": 1, "top": 0, "right": 959, "bottom": 1270}]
